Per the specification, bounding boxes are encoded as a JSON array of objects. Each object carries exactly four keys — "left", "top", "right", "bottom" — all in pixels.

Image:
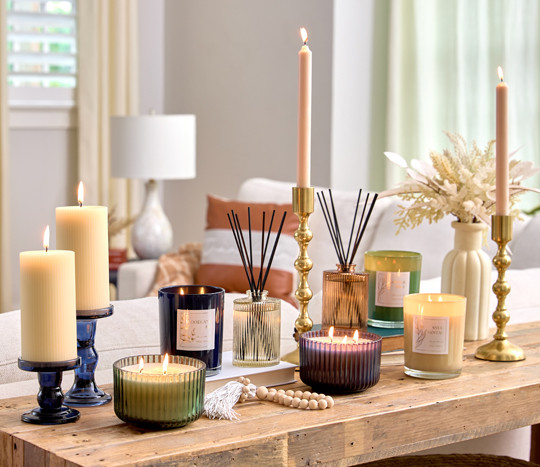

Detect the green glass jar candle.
[
  {"left": 364, "top": 250, "right": 422, "bottom": 328},
  {"left": 113, "top": 355, "right": 205, "bottom": 429}
]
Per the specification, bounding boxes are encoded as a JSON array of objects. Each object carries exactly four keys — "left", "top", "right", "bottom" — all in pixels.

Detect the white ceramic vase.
[{"left": 441, "top": 221, "right": 492, "bottom": 341}]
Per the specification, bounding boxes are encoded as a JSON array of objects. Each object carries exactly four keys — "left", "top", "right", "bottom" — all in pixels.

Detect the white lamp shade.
[{"left": 110, "top": 114, "right": 196, "bottom": 180}]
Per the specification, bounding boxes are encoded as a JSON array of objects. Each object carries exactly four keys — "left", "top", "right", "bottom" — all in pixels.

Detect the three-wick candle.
[
  {"left": 56, "top": 182, "right": 109, "bottom": 310},
  {"left": 20, "top": 226, "right": 77, "bottom": 362},
  {"left": 297, "top": 27, "right": 312, "bottom": 188},
  {"left": 299, "top": 327, "right": 382, "bottom": 393}
]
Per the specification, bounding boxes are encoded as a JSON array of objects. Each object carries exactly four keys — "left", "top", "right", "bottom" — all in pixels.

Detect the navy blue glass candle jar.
[{"left": 158, "top": 285, "right": 224, "bottom": 376}]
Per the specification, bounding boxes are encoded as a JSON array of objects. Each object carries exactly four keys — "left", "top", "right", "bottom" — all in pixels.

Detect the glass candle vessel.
[
  {"left": 233, "top": 290, "right": 281, "bottom": 367},
  {"left": 159, "top": 285, "right": 224, "bottom": 376},
  {"left": 322, "top": 264, "right": 368, "bottom": 331},
  {"left": 113, "top": 355, "right": 205, "bottom": 428},
  {"left": 299, "top": 329, "right": 382, "bottom": 393},
  {"left": 365, "top": 250, "right": 422, "bottom": 328},
  {"left": 403, "top": 293, "right": 466, "bottom": 379}
]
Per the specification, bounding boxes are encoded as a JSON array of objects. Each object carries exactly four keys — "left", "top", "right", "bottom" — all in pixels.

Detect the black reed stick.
[
  {"left": 228, "top": 208, "right": 287, "bottom": 301},
  {"left": 317, "top": 189, "right": 378, "bottom": 267},
  {"left": 227, "top": 213, "right": 255, "bottom": 296},
  {"left": 317, "top": 192, "right": 345, "bottom": 265}
]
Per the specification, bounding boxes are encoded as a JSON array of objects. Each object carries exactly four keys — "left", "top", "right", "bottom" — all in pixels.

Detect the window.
[{"left": 6, "top": 0, "right": 77, "bottom": 110}]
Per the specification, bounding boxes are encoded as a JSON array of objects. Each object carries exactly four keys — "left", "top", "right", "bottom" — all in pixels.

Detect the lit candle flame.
[
  {"left": 43, "top": 225, "right": 50, "bottom": 252},
  {"left": 342, "top": 335, "right": 348, "bottom": 344},
  {"left": 498, "top": 66, "right": 504, "bottom": 82},
  {"left": 353, "top": 330, "right": 359, "bottom": 343},
  {"left": 138, "top": 357, "right": 144, "bottom": 373},
  {"left": 163, "top": 353, "right": 169, "bottom": 374},
  {"left": 78, "top": 181, "right": 84, "bottom": 207},
  {"left": 328, "top": 326, "right": 334, "bottom": 342},
  {"left": 300, "top": 27, "right": 308, "bottom": 45}
]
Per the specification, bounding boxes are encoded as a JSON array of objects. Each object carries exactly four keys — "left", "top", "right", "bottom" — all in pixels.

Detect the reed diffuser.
[
  {"left": 228, "top": 208, "right": 287, "bottom": 367},
  {"left": 318, "top": 189, "right": 378, "bottom": 330}
]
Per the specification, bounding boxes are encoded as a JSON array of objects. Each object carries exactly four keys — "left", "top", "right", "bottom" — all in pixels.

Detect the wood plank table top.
[{"left": 1, "top": 321, "right": 540, "bottom": 466}]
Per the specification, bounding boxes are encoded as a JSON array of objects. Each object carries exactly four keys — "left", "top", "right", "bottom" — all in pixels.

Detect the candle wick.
[
  {"left": 303, "top": 38, "right": 308, "bottom": 46},
  {"left": 45, "top": 246, "right": 48, "bottom": 253},
  {"left": 78, "top": 201, "right": 83, "bottom": 208}
]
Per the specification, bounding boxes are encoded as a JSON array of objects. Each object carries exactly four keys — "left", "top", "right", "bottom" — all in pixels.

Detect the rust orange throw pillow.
[{"left": 196, "top": 194, "right": 298, "bottom": 306}]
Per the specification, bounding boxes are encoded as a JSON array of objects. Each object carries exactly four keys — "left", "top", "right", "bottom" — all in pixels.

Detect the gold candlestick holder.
[
  {"left": 475, "top": 215, "right": 525, "bottom": 362},
  {"left": 282, "top": 186, "right": 314, "bottom": 365}
]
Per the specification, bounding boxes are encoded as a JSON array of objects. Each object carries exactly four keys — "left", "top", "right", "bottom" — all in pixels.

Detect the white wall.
[
  {"left": 161, "top": 0, "right": 334, "bottom": 247},
  {"left": 331, "top": 0, "right": 375, "bottom": 190},
  {"left": 139, "top": 0, "right": 165, "bottom": 115},
  {"left": 6, "top": 0, "right": 375, "bottom": 310},
  {"left": 8, "top": 126, "right": 78, "bottom": 309}
]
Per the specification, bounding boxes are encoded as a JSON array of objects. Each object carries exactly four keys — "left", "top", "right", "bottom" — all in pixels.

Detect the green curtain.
[{"left": 370, "top": 0, "right": 540, "bottom": 208}]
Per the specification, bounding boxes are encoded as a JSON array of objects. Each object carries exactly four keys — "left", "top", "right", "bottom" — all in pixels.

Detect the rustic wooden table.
[{"left": 1, "top": 321, "right": 539, "bottom": 466}]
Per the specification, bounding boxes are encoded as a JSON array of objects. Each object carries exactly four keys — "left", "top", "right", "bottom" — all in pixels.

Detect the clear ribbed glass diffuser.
[{"left": 233, "top": 291, "right": 281, "bottom": 367}]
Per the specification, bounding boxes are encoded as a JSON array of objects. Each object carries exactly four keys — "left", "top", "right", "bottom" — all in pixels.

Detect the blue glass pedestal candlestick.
[
  {"left": 64, "top": 305, "right": 113, "bottom": 407},
  {"left": 18, "top": 357, "right": 81, "bottom": 424}
]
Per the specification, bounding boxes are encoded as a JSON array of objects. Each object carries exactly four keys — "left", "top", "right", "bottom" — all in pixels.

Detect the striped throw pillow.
[{"left": 196, "top": 194, "right": 298, "bottom": 306}]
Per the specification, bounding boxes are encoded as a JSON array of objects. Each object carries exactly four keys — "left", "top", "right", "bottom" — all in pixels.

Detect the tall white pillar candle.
[
  {"left": 495, "top": 66, "right": 509, "bottom": 215},
  {"left": 20, "top": 226, "right": 77, "bottom": 362},
  {"left": 56, "top": 182, "right": 110, "bottom": 310},
  {"left": 297, "top": 27, "right": 312, "bottom": 188}
]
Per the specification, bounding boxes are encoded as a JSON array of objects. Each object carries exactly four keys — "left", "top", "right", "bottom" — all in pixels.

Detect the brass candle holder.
[
  {"left": 282, "top": 187, "right": 314, "bottom": 364},
  {"left": 475, "top": 215, "right": 525, "bottom": 362}
]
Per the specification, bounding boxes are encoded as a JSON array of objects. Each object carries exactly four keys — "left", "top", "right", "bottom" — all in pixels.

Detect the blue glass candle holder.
[
  {"left": 64, "top": 305, "right": 113, "bottom": 407},
  {"left": 159, "top": 285, "right": 224, "bottom": 376},
  {"left": 18, "top": 357, "right": 81, "bottom": 424}
]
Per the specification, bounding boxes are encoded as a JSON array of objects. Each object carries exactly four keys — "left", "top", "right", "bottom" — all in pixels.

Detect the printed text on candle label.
[
  {"left": 177, "top": 308, "right": 215, "bottom": 351},
  {"left": 375, "top": 271, "right": 410, "bottom": 307},
  {"left": 412, "top": 315, "right": 449, "bottom": 355}
]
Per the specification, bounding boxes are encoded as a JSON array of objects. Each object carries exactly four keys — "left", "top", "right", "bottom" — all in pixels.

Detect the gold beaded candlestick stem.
[
  {"left": 283, "top": 187, "right": 314, "bottom": 365},
  {"left": 476, "top": 215, "right": 525, "bottom": 362}
]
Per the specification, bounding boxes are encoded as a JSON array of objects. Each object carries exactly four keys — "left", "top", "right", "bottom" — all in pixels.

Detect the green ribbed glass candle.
[{"left": 113, "top": 355, "right": 205, "bottom": 429}]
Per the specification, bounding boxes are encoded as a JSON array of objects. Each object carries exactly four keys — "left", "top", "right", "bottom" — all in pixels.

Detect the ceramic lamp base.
[
  {"left": 18, "top": 357, "right": 81, "bottom": 425},
  {"left": 132, "top": 179, "right": 173, "bottom": 259}
]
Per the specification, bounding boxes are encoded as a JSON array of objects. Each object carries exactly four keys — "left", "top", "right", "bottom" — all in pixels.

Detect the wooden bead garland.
[{"left": 236, "top": 377, "right": 334, "bottom": 410}]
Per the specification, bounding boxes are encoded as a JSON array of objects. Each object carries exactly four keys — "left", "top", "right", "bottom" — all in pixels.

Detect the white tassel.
[{"left": 203, "top": 380, "right": 256, "bottom": 420}]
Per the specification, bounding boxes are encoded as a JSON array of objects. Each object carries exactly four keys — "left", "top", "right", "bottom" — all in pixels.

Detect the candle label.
[
  {"left": 375, "top": 271, "right": 410, "bottom": 307},
  {"left": 412, "top": 315, "right": 449, "bottom": 355},
  {"left": 176, "top": 308, "right": 215, "bottom": 351}
]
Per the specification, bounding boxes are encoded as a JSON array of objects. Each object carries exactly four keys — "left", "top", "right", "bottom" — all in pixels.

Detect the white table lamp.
[{"left": 110, "top": 114, "right": 196, "bottom": 259}]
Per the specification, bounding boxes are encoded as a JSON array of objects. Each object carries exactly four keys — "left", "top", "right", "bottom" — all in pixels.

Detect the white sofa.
[
  {"left": 1, "top": 178, "right": 539, "bottom": 460},
  {"left": 117, "top": 178, "right": 540, "bottom": 301}
]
